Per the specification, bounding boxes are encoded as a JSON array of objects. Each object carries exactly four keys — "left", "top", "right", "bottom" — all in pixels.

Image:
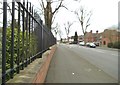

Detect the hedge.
[
  {"left": 107, "top": 41, "right": 120, "bottom": 49},
  {"left": 6, "top": 28, "right": 37, "bottom": 81}
]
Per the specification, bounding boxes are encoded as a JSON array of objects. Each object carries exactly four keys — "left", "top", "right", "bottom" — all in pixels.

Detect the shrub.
[
  {"left": 107, "top": 41, "right": 120, "bottom": 49},
  {"left": 107, "top": 42, "right": 113, "bottom": 48},
  {"left": 6, "top": 28, "right": 22, "bottom": 70},
  {"left": 6, "top": 28, "right": 37, "bottom": 81},
  {"left": 113, "top": 41, "right": 120, "bottom": 49},
  {"left": 6, "top": 28, "right": 37, "bottom": 69}
]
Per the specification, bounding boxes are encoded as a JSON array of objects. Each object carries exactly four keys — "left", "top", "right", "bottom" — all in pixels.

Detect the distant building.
[
  {"left": 101, "top": 28, "right": 120, "bottom": 46},
  {"left": 83, "top": 28, "right": 120, "bottom": 46},
  {"left": 84, "top": 30, "right": 102, "bottom": 45},
  {"left": 78, "top": 35, "right": 84, "bottom": 42}
]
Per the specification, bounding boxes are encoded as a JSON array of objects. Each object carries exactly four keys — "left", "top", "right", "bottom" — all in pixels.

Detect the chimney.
[{"left": 96, "top": 30, "right": 98, "bottom": 34}]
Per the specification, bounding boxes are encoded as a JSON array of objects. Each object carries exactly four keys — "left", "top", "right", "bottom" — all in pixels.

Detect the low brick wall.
[
  {"left": 7, "top": 45, "right": 57, "bottom": 84},
  {"left": 32, "top": 45, "right": 57, "bottom": 83}
]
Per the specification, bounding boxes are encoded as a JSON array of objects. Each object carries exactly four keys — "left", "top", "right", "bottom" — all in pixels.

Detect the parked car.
[
  {"left": 89, "top": 43, "right": 96, "bottom": 48},
  {"left": 79, "top": 42, "right": 85, "bottom": 46},
  {"left": 93, "top": 42, "right": 99, "bottom": 46},
  {"left": 86, "top": 42, "right": 90, "bottom": 47},
  {"left": 69, "top": 41, "right": 78, "bottom": 44}
]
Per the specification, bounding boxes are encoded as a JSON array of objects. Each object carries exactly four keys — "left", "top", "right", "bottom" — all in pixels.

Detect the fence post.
[
  {"left": 31, "top": 6, "right": 34, "bottom": 62},
  {"left": 28, "top": 2, "right": 31, "bottom": 64},
  {"left": 2, "top": 0, "right": 7, "bottom": 84},
  {"left": 21, "top": 0, "right": 25, "bottom": 70},
  {"left": 17, "top": 1, "right": 21, "bottom": 74},
  {"left": 39, "top": 20, "right": 43, "bottom": 58},
  {"left": 24, "top": 1, "right": 29, "bottom": 67},
  {"left": 10, "top": 0, "right": 15, "bottom": 79},
  {"left": 42, "top": 22, "right": 44, "bottom": 53}
]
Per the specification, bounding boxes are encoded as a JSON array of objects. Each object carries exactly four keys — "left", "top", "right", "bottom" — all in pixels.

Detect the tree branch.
[
  {"left": 75, "top": 11, "right": 85, "bottom": 34},
  {"left": 7, "top": 3, "right": 12, "bottom": 16},
  {"left": 75, "top": 6, "right": 92, "bottom": 35},
  {"left": 64, "top": 21, "right": 74, "bottom": 37},
  {"left": 52, "top": 0, "right": 63, "bottom": 15},
  {"left": 41, "top": 0, "right": 45, "bottom": 9},
  {"left": 85, "top": 11, "right": 92, "bottom": 31},
  {"left": 61, "top": 5, "right": 68, "bottom": 10},
  {"left": 51, "top": 10, "right": 58, "bottom": 24}
]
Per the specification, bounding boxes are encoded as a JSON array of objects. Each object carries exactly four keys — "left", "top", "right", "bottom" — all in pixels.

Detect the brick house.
[
  {"left": 101, "top": 28, "right": 120, "bottom": 46},
  {"left": 84, "top": 30, "right": 102, "bottom": 45},
  {"left": 84, "top": 28, "right": 120, "bottom": 46}
]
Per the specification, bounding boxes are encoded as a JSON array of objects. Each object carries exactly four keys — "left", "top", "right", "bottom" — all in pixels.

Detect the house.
[
  {"left": 84, "top": 30, "right": 102, "bottom": 45},
  {"left": 101, "top": 28, "right": 120, "bottom": 46}
]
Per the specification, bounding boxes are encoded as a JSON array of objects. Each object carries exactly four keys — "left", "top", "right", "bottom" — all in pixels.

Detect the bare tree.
[
  {"left": 38, "top": 0, "right": 67, "bottom": 30},
  {"left": 64, "top": 21, "right": 74, "bottom": 42},
  {"left": 74, "top": 6, "right": 92, "bottom": 43},
  {"left": 52, "top": 23, "right": 59, "bottom": 39},
  {"left": 52, "top": 23, "right": 63, "bottom": 41},
  {"left": 58, "top": 29, "right": 62, "bottom": 41}
]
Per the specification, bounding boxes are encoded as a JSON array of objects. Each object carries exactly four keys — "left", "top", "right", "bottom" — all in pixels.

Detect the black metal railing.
[{"left": 2, "top": 0, "right": 56, "bottom": 84}]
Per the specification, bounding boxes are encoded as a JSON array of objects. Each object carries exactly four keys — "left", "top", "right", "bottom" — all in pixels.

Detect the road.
[
  {"left": 45, "top": 44, "right": 118, "bottom": 83},
  {"left": 68, "top": 44, "right": 118, "bottom": 80}
]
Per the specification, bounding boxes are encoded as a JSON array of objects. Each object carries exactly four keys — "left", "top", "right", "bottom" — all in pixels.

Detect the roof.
[{"left": 85, "top": 31, "right": 102, "bottom": 39}]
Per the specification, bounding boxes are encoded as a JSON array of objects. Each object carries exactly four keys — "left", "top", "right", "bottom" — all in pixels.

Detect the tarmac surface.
[{"left": 45, "top": 44, "right": 118, "bottom": 83}]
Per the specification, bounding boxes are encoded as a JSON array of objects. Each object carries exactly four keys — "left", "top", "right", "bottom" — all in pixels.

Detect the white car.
[
  {"left": 79, "top": 42, "right": 85, "bottom": 46},
  {"left": 89, "top": 43, "right": 96, "bottom": 48},
  {"left": 86, "top": 42, "right": 90, "bottom": 47}
]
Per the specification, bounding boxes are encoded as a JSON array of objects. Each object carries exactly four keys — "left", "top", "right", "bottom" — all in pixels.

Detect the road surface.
[{"left": 45, "top": 44, "right": 118, "bottom": 83}]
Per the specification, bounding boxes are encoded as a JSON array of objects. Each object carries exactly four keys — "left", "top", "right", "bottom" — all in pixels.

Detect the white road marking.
[{"left": 72, "top": 72, "right": 75, "bottom": 75}]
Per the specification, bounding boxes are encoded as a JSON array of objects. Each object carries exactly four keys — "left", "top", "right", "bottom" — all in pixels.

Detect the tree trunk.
[
  {"left": 67, "top": 35, "right": 69, "bottom": 42},
  {"left": 44, "top": 2, "right": 53, "bottom": 30},
  {"left": 84, "top": 33, "right": 86, "bottom": 45}
]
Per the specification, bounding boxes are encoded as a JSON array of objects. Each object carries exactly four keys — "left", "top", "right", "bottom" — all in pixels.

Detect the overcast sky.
[
  {"left": 53, "top": 0, "right": 119, "bottom": 39},
  {"left": 31, "top": 0, "right": 119, "bottom": 39},
  {"left": 0, "top": 0, "right": 119, "bottom": 39}
]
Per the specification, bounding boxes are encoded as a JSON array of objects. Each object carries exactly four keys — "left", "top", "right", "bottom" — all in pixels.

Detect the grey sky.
[
  {"left": 53, "top": 0, "right": 119, "bottom": 39},
  {"left": 0, "top": 0, "right": 119, "bottom": 39},
  {"left": 31, "top": 0, "right": 119, "bottom": 39}
]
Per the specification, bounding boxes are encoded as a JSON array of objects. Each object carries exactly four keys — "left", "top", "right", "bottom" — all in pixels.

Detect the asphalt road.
[
  {"left": 67, "top": 44, "right": 118, "bottom": 80},
  {"left": 45, "top": 44, "right": 118, "bottom": 83}
]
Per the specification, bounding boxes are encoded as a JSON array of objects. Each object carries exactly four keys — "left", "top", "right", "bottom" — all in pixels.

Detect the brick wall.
[{"left": 32, "top": 45, "right": 57, "bottom": 83}]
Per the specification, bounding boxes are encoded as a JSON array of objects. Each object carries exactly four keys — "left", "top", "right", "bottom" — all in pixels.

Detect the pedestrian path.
[
  {"left": 0, "top": 34, "right": 1, "bottom": 69},
  {"left": 45, "top": 44, "right": 117, "bottom": 83},
  {"left": 96, "top": 46, "right": 119, "bottom": 52}
]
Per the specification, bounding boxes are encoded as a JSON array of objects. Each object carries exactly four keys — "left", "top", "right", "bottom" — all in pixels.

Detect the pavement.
[
  {"left": 96, "top": 46, "right": 119, "bottom": 52},
  {"left": 45, "top": 44, "right": 118, "bottom": 83},
  {"left": 0, "top": 46, "right": 1, "bottom": 85},
  {"left": 0, "top": 33, "right": 2, "bottom": 84}
]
